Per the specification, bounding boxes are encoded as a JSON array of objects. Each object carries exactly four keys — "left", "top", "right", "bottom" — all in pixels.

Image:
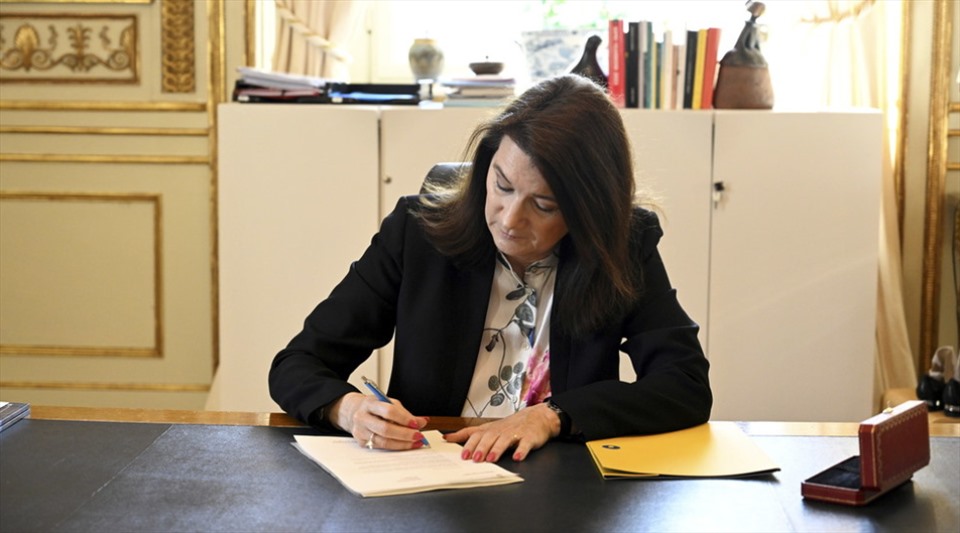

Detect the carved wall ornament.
[
  {"left": 0, "top": 14, "right": 138, "bottom": 83},
  {"left": 161, "top": 0, "right": 195, "bottom": 93}
]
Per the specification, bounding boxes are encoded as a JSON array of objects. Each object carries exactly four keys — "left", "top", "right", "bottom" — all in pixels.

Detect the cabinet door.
[
  {"left": 379, "top": 107, "right": 494, "bottom": 216},
  {"left": 211, "top": 105, "right": 381, "bottom": 412},
  {"left": 709, "top": 111, "right": 882, "bottom": 422}
]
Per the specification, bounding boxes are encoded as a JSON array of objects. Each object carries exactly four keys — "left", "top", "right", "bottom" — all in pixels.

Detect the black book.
[
  {"left": 683, "top": 30, "right": 698, "bottom": 109},
  {"left": 625, "top": 22, "right": 640, "bottom": 108}
]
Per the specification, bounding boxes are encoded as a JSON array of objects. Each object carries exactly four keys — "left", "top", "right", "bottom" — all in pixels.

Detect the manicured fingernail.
[
  {"left": 486, "top": 452, "right": 496, "bottom": 462},
  {"left": 513, "top": 452, "right": 523, "bottom": 462},
  {"left": 408, "top": 421, "right": 419, "bottom": 429},
  {"left": 461, "top": 449, "right": 471, "bottom": 460},
  {"left": 473, "top": 451, "right": 483, "bottom": 462},
  {"left": 413, "top": 432, "right": 424, "bottom": 441},
  {"left": 412, "top": 441, "right": 424, "bottom": 449}
]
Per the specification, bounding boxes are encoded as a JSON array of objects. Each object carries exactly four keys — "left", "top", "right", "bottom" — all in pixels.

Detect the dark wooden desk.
[{"left": 2, "top": 408, "right": 958, "bottom": 532}]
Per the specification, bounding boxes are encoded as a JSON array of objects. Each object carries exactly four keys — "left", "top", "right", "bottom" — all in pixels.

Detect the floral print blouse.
[{"left": 461, "top": 251, "right": 557, "bottom": 417}]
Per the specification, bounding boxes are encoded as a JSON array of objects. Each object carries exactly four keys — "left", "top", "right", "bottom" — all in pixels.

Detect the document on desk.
[
  {"left": 293, "top": 430, "right": 523, "bottom": 497},
  {"left": 586, "top": 422, "right": 780, "bottom": 479}
]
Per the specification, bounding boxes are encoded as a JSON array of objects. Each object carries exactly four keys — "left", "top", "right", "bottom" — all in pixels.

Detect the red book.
[
  {"left": 608, "top": 19, "right": 626, "bottom": 108},
  {"left": 699, "top": 27, "right": 721, "bottom": 110}
]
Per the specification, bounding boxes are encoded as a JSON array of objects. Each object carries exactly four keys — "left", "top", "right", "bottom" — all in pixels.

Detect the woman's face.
[{"left": 484, "top": 136, "right": 568, "bottom": 271}]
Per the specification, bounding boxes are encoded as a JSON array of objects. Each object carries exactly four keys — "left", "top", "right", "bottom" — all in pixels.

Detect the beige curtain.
[
  {"left": 273, "top": 0, "right": 366, "bottom": 79},
  {"left": 767, "top": 0, "right": 916, "bottom": 409}
]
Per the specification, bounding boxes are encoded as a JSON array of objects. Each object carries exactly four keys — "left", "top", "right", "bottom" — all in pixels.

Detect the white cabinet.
[
  {"left": 707, "top": 111, "right": 881, "bottom": 421},
  {"left": 209, "top": 104, "right": 381, "bottom": 412},
  {"left": 214, "top": 105, "right": 880, "bottom": 422}
]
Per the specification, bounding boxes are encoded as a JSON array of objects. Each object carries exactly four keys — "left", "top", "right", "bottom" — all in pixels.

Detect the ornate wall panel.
[
  {"left": 0, "top": 0, "right": 227, "bottom": 409},
  {"left": 0, "top": 192, "right": 162, "bottom": 356},
  {"left": 0, "top": 13, "right": 139, "bottom": 84}
]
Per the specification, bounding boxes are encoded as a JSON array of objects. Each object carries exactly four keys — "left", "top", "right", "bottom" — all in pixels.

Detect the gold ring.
[
  {"left": 512, "top": 434, "right": 520, "bottom": 441},
  {"left": 366, "top": 435, "right": 374, "bottom": 450}
]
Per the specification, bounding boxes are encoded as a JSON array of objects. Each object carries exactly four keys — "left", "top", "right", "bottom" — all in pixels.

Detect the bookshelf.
[{"left": 215, "top": 104, "right": 881, "bottom": 423}]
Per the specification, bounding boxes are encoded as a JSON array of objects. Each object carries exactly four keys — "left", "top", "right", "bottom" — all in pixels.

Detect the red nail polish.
[
  {"left": 412, "top": 441, "right": 424, "bottom": 449},
  {"left": 473, "top": 451, "right": 483, "bottom": 462},
  {"left": 408, "top": 421, "right": 419, "bottom": 429},
  {"left": 413, "top": 432, "right": 424, "bottom": 441},
  {"left": 486, "top": 452, "right": 496, "bottom": 462},
  {"left": 513, "top": 452, "right": 523, "bottom": 461},
  {"left": 461, "top": 449, "right": 471, "bottom": 460}
]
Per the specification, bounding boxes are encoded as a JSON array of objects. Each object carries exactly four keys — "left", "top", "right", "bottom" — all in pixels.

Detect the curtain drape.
[
  {"left": 766, "top": 0, "right": 916, "bottom": 409},
  {"left": 273, "top": 0, "right": 366, "bottom": 79}
]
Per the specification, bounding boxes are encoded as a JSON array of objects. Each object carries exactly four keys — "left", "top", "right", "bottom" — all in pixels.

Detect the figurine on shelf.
[
  {"left": 713, "top": 1, "right": 774, "bottom": 109},
  {"left": 570, "top": 35, "right": 607, "bottom": 89}
]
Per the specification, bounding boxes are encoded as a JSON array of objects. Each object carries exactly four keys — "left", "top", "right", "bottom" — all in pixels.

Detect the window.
[{"left": 258, "top": 0, "right": 756, "bottom": 86}]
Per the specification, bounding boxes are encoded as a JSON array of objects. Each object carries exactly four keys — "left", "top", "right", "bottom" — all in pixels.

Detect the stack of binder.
[{"left": 441, "top": 75, "right": 516, "bottom": 107}]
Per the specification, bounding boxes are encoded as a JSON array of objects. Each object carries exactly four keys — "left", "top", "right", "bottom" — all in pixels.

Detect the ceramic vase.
[{"left": 408, "top": 38, "right": 444, "bottom": 82}]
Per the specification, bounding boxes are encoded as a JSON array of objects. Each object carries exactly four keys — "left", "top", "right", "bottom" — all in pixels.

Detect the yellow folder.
[{"left": 586, "top": 422, "right": 780, "bottom": 479}]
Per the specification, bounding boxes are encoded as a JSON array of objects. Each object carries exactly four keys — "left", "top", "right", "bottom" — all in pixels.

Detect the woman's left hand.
[{"left": 443, "top": 402, "right": 561, "bottom": 463}]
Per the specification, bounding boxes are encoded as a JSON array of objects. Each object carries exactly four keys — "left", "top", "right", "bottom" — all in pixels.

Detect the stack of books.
[
  {"left": 440, "top": 75, "right": 516, "bottom": 107},
  {"left": 233, "top": 66, "right": 332, "bottom": 103},
  {"left": 233, "top": 67, "right": 420, "bottom": 105},
  {"left": 607, "top": 20, "right": 721, "bottom": 110}
]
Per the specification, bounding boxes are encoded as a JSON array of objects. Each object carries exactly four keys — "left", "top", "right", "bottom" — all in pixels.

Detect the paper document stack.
[
  {"left": 294, "top": 430, "right": 523, "bottom": 497},
  {"left": 441, "top": 76, "right": 516, "bottom": 107}
]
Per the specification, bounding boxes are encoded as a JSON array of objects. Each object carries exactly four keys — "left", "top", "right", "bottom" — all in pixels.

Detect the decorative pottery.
[
  {"left": 569, "top": 35, "right": 607, "bottom": 88},
  {"left": 408, "top": 38, "right": 444, "bottom": 82},
  {"left": 469, "top": 60, "right": 504, "bottom": 76},
  {"left": 714, "top": 1, "right": 774, "bottom": 109}
]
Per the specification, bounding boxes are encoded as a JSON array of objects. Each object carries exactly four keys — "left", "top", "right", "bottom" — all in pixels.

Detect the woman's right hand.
[{"left": 327, "top": 392, "right": 429, "bottom": 450}]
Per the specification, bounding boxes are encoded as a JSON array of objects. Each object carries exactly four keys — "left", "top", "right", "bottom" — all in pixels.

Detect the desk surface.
[{"left": 2, "top": 408, "right": 958, "bottom": 533}]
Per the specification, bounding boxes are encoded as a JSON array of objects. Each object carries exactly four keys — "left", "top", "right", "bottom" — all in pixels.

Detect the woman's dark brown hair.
[{"left": 417, "top": 74, "right": 641, "bottom": 337}]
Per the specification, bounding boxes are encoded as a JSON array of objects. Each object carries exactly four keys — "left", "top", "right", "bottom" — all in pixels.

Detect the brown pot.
[{"left": 713, "top": 65, "right": 774, "bottom": 109}]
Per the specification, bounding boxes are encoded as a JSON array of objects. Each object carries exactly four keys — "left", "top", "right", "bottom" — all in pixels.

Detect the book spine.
[
  {"left": 651, "top": 38, "right": 659, "bottom": 109},
  {"left": 637, "top": 21, "right": 647, "bottom": 109},
  {"left": 608, "top": 19, "right": 626, "bottom": 108},
  {"left": 673, "top": 44, "right": 683, "bottom": 110},
  {"left": 683, "top": 30, "right": 698, "bottom": 109},
  {"left": 700, "top": 27, "right": 722, "bottom": 110},
  {"left": 626, "top": 22, "right": 640, "bottom": 108},
  {"left": 643, "top": 22, "right": 653, "bottom": 108},
  {"left": 692, "top": 28, "right": 707, "bottom": 110},
  {"left": 661, "top": 30, "right": 673, "bottom": 110}
]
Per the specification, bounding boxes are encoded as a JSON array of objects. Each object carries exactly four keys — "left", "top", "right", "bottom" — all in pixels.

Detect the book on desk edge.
[{"left": 0, "top": 401, "right": 30, "bottom": 432}]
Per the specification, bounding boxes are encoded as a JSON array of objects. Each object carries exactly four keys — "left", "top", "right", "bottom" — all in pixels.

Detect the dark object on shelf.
[
  {"left": 713, "top": 1, "right": 773, "bottom": 109},
  {"left": 469, "top": 59, "right": 504, "bottom": 76},
  {"left": 570, "top": 35, "right": 607, "bottom": 89},
  {"left": 916, "top": 345, "right": 950, "bottom": 410},
  {"left": 943, "top": 346, "right": 960, "bottom": 417}
]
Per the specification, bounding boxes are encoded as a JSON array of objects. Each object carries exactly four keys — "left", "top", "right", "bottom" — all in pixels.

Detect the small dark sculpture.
[
  {"left": 713, "top": 2, "right": 774, "bottom": 109},
  {"left": 570, "top": 35, "right": 608, "bottom": 89}
]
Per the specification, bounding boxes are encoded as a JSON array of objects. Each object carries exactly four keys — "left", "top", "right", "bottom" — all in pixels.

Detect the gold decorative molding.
[
  {"left": 244, "top": 0, "right": 255, "bottom": 67},
  {"left": 0, "top": 125, "right": 208, "bottom": 135},
  {"left": 160, "top": 0, "right": 195, "bottom": 93},
  {"left": 0, "top": 1, "right": 153, "bottom": 4},
  {"left": 0, "top": 13, "right": 139, "bottom": 84},
  {"left": 208, "top": 0, "right": 225, "bottom": 372},
  {"left": 0, "top": 153, "right": 208, "bottom": 163},
  {"left": 0, "top": 382, "right": 207, "bottom": 392},
  {"left": 0, "top": 191, "right": 163, "bottom": 358},
  {"left": 895, "top": 0, "right": 911, "bottom": 238},
  {"left": 919, "top": 0, "right": 955, "bottom": 372},
  {"left": 0, "top": 100, "right": 205, "bottom": 111}
]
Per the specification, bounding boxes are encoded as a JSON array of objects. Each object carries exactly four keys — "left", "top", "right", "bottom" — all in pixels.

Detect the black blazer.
[{"left": 269, "top": 196, "right": 711, "bottom": 440}]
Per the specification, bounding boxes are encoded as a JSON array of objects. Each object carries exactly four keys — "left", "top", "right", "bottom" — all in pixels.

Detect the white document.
[{"left": 294, "top": 430, "right": 523, "bottom": 497}]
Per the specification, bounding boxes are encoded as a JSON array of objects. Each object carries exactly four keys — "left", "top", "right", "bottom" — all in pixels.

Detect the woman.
[{"left": 269, "top": 74, "right": 711, "bottom": 463}]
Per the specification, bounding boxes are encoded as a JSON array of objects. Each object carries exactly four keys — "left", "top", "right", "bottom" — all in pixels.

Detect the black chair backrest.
[{"left": 421, "top": 162, "right": 472, "bottom": 193}]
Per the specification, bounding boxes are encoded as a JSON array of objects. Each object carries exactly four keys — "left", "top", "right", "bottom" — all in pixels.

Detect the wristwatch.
[{"left": 545, "top": 398, "right": 572, "bottom": 438}]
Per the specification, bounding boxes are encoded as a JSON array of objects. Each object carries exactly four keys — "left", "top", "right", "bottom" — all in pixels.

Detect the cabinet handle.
[
  {"left": 384, "top": 176, "right": 393, "bottom": 184},
  {"left": 712, "top": 181, "right": 725, "bottom": 207}
]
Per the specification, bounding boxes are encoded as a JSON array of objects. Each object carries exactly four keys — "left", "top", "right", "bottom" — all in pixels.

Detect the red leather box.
[{"left": 801, "top": 400, "right": 930, "bottom": 506}]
